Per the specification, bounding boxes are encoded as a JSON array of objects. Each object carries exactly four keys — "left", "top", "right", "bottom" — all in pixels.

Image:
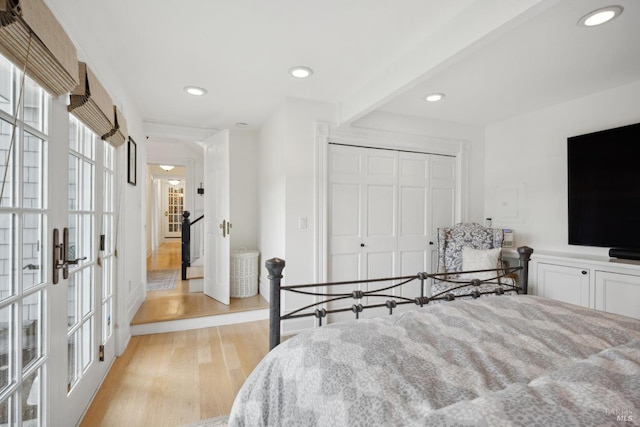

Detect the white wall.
[
  {"left": 282, "top": 99, "right": 337, "bottom": 287},
  {"left": 258, "top": 98, "right": 337, "bottom": 297},
  {"left": 258, "top": 103, "right": 287, "bottom": 297},
  {"left": 116, "top": 114, "right": 146, "bottom": 356},
  {"left": 484, "top": 79, "right": 640, "bottom": 256},
  {"left": 352, "top": 110, "right": 486, "bottom": 223}
]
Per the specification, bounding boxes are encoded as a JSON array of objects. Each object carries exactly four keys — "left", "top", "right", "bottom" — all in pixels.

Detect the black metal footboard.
[{"left": 267, "top": 246, "right": 533, "bottom": 350}]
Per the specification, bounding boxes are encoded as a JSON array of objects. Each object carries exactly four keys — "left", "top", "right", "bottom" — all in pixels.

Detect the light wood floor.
[
  {"left": 132, "top": 241, "right": 269, "bottom": 325},
  {"left": 80, "top": 320, "right": 269, "bottom": 426},
  {"left": 81, "top": 241, "right": 271, "bottom": 426}
]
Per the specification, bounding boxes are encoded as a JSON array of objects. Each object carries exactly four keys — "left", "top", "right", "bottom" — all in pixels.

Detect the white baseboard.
[{"left": 130, "top": 308, "right": 269, "bottom": 335}]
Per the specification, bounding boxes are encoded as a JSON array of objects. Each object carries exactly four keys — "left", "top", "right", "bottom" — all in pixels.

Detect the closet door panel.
[
  {"left": 400, "top": 186, "right": 426, "bottom": 236},
  {"left": 429, "top": 155, "right": 456, "bottom": 269},
  {"left": 367, "top": 185, "right": 395, "bottom": 236},
  {"left": 330, "top": 183, "right": 361, "bottom": 238},
  {"left": 327, "top": 253, "right": 361, "bottom": 323},
  {"left": 364, "top": 250, "right": 396, "bottom": 318},
  {"left": 398, "top": 152, "right": 430, "bottom": 276}
]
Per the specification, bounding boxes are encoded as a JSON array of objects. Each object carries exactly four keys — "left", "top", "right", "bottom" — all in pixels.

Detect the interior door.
[
  {"left": 328, "top": 144, "right": 399, "bottom": 321},
  {"left": 203, "top": 130, "right": 230, "bottom": 304},
  {"left": 397, "top": 151, "right": 430, "bottom": 303},
  {"left": 162, "top": 181, "right": 184, "bottom": 239}
]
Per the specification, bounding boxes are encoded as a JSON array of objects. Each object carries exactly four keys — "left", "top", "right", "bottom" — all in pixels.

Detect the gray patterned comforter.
[{"left": 229, "top": 296, "right": 640, "bottom": 426}]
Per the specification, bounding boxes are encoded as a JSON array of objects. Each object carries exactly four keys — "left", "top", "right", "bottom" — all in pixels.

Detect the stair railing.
[{"left": 181, "top": 211, "right": 204, "bottom": 280}]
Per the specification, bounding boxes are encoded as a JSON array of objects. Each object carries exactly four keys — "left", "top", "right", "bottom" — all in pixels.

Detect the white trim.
[
  {"left": 314, "top": 122, "right": 329, "bottom": 284},
  {"left": 130, "top": 309, "right": 269, "bottom": 335},
  {"left": 143, "top": 121, "right": 216, "bottom": 142}
]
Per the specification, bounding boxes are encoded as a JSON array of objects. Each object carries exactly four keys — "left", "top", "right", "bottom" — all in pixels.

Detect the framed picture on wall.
[{"left": 127, "top": 137, "right": 137, "bottom": 185}]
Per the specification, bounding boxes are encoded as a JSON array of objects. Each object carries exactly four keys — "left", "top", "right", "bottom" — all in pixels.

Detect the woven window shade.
[
  {"left": 0, "top": 0, "right": 78, "bottom": 97},
  {"left": 68, "top": 62, "right": 114, "bottom": 137},
  {"left": 102, "top": 106, "right": 128, "bottom": 147}
]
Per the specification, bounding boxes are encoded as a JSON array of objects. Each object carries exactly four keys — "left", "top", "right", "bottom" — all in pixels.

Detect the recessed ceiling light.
[
  {"left": 425, "top": 93, "right": 445, "bottom": 102},
  {"left": 289, "top": 66, "right": 313, "bottom": 79},
  {"left": 578, "top": 5, "right": 623, "bottom": 27},
  {"left": 184, "top": 86, "right": 207, "bottom": 96},
  {"left": 159, "top": 165, "right": 175, "bottom": 171},
  {"left": 168, "top": 179, "right": 180, "bottom": 186}
]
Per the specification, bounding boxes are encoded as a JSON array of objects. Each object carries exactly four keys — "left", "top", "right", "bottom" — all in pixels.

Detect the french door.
[
  {"left": 0, "top": 55, "right": 115, "bottom": 426},
  {"left": 0, "top": 55, "right": 50, "bottom": 426},
  {"left": 61, "top": 116, "right": 116, "bottom": 425},
  {"left": 162, "top": 181, "right": 184, "bottom": 239}
]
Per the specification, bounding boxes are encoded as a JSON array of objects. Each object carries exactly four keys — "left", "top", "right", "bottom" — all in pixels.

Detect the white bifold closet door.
[{"left": 327, "top": 144, "right": 455, "bottom": 321}]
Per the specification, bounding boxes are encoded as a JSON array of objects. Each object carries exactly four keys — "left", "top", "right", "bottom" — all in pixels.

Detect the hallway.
[{"left": 132, "top": 241, "right": 269, "bottom": 326}]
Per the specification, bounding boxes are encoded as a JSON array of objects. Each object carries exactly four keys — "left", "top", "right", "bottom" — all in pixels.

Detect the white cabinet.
[
  {"left": 535, "top": 262, "right": 590, "bottom": 307},
  {"left": 531, "top": 252, "right": 640, "bottom": 319},
  {"left": 595, "top": 271, "right": 640, "bottom": 320}
]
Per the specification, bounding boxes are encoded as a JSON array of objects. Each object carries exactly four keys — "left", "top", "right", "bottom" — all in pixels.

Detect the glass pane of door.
[
  {"left": 0, "top": 55, "right": 49, "bottom": 427},
  {"left": 67, "top": 116, "right": 95, "bottom": 393}
]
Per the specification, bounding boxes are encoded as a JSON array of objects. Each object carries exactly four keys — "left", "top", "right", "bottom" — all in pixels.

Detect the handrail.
[
  {"left": 181, "top": 211, "right": 192, "bottom": 280},
  {"left": 190, "top": 214, "right": 204, "bottom": 227}
]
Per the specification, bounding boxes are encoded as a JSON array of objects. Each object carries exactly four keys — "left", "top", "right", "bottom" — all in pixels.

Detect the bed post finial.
[
  {"left": 266, "top": 258, "right": 285, "bottom": 351},
  {"left": 517, "top": 246, "right": 533, "bottom": 295}
]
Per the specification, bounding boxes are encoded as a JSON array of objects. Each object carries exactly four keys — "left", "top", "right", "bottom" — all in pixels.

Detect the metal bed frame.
[{"left": 266, "top": 246, "right": 533, "bottom": 350}]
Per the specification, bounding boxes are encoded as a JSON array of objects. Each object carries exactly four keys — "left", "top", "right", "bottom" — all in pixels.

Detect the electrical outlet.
[{"left": 299, "top": 217, "right": 307, "bottom": 230}]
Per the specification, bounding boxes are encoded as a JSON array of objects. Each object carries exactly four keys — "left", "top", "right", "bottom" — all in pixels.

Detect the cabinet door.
[
  {"left": 536, "top": 262, "right": 591, "bottom": 307},
  {"left": 595, "top": 271, "right": 640, "bottom": 319}
]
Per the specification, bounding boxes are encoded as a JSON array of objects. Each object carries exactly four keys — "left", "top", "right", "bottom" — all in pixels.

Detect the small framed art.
[{"left": 127, "top": 137, "right": 137, "bottom": 185}]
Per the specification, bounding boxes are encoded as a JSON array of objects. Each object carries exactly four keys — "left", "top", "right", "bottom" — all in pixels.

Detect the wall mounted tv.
[{"left": 567, "top": 122, "right": 640, "bottom": 257}]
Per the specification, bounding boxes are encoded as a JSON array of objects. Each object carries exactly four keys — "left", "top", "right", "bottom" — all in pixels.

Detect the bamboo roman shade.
[
  {"left": 0, "top": 0, "right": 78, "bottom": 97},
  {"left": 68, "top": 62, "right": 114, "bottom": 137},
  {"left": 102, "top": 106, "right": 128, "bottom": 147}
]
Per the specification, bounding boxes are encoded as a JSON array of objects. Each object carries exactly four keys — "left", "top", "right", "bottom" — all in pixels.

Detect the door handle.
[
  {"left": 227, "top": 221, "right": 232, "bottom": 236},
  {"left": 53, "top": 228, "right": 87, "bottom": 284},
  {"left": 219, "top": 219, "right": 227, "bottom": 238}
]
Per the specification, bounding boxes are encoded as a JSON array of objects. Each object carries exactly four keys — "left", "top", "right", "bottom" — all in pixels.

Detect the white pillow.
[{"left": 460, "top": 247, "right": 501, "bottom": 281}]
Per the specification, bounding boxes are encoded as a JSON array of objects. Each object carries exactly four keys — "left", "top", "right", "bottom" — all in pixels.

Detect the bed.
[{"left": 229, "top": 247, "right": 640, "bottom": 426}]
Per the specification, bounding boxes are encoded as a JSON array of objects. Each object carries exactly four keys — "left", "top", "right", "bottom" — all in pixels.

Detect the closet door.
[
  {"left": 429, "top": 155, "right": 456, "bottom": 271},
  {"left": 397, "top": 152, "right": 430, "bottom": 301},
  {"left": 328, "top": 145, "right": 397, "bottom": 321},
  {"left": 327, "top": 144, "right": 456, "bottom": 321}
]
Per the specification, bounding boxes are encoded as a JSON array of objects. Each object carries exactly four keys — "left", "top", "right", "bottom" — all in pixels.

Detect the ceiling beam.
[{"left": 338, "top": 0, "right": 562, "bottom": 126}]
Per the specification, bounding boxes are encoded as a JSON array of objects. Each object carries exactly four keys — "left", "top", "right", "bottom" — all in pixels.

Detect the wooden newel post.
[
  {"left": 181, "top": 211, "right": 191, "bottom": 281},
  {"left": 517, "top": 246, "right": 534, "bottom": 294},
  {"left": 266, "top": 257, "right": 285, "bottom": 351}
]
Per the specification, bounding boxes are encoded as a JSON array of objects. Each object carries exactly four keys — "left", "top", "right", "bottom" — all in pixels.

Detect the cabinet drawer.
[
  {"left": 536, "top": 262, "right": 590, "bottom": 308},
  {"left": 595, "top": 271, "right": 640, "bottom": 320}
]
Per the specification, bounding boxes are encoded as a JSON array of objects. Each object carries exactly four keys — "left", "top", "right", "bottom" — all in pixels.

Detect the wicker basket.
[{"left": 230, "top": 249, "right": 259, "bottom": 298}]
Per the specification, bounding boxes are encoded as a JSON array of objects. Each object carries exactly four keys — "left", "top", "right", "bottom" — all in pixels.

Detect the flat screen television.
[{"left": 567, "top": 122, "right": 640, "bottom": 253}]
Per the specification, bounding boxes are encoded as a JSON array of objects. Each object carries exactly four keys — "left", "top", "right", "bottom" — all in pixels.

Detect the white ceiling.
[{"left": 46, "top": 0, "right": 640, "bottom": 134}]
